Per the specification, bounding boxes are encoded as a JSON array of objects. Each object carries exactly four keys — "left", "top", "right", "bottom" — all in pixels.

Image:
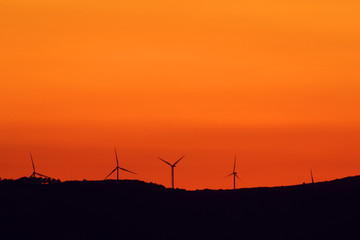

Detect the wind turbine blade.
[
  {"left": 30, "top": 152, "right": 35, "bottom": 172},
  {"left": 114, "top": 147, "right": 119, "bottom": 167},
  {"left": 36, "top": 173, "right": 50, "bottom": 179},
  {"left": 233, "top": 155, "right": 236, "bottom": 172},
  {"left": 119, "top": 167, "right": 137, "bottom": 175},
  {"left": 174, "top": 155, "right": 185, "bottom": 166},
  {"left": 223, "top": 173, "right": 234, "bottom": 179},
  {"left": 158, "top": 157, "right": 172, "bottom": 166},
  {"left": 235, "top": 174, "right": 241, "bottom": 181},
  {"left": 310, "top": 169, "right": 314, "bottom": 183},
  {"left": 105, "top": 168, "right": 117, "bottom": 179}
]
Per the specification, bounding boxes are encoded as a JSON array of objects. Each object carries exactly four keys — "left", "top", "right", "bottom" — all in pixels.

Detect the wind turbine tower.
[{"left": 158, "top": 155, "right": 185, "bottom": 189}]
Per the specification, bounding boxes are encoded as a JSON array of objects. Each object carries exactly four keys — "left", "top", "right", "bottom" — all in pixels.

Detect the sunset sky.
[{"left": 1, "top": 0, "right": 360, "bottom": 189}]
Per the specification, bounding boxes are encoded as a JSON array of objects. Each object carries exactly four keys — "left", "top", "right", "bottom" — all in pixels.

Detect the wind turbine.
[
  {"left": 105, "top": 148, "right": 136, "bottom": 180},
  {"left": 158, "top": 155, "right": 185, "bottom": 189},
  {"left": 224, "top": 155, "right": 240, "bottom": 190},
  {"left": 310, "top": 169, "right": 314, "bottom": 184},
  {"left": 29, "top": 152, "right": 50, "bottom": 179}
]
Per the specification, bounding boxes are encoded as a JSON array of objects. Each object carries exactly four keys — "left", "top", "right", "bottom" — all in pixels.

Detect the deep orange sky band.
[{"left": 1, "top": 0, "right": 360, "bottom": 189}]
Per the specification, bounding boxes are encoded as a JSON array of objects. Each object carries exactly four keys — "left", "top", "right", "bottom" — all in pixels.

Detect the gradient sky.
[{"left": 1, "top": 0, "right": 360, "bottom": 189}]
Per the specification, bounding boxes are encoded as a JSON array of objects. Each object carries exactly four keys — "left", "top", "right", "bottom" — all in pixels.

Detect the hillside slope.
[{"left": 1, "top": 176, "right": 360, "bottom": 240}]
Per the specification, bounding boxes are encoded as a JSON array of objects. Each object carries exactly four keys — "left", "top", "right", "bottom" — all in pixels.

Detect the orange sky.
[{"left": 1, "top": 0, "right": 360, "bottom": 189}]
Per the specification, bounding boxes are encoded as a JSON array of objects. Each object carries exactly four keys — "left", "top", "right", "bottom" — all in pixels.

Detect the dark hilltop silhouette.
[{"left": 0, "top": 176, "right": 360, "bottom": 240}]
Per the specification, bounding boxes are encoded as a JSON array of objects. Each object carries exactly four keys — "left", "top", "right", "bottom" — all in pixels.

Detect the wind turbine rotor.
[
  {"left": 158, "top": 157, "right": 172, "bottom": 166},
  {"left": 114, "top": 148, "right": 119, "bottom": 167},
  {"left": 310, "top": 169, "right": 314, "bottom": 183},
  {"left": 174, "top": 155, "right": 185, "bottom": 166},
  {"left": 105, "top": 168, "right": 117, "bottom": 179},
  {"left": 30, "top": 152, "right": 36, "bottom": 172},
  {"left": 224, "top": 173, "right": 234, "bottom": 178},
  {"left": 119, "top": 167, "right": 137, "bottom": 175},
  {"left": 233, "top": 155, "right": 236, "bottom": 172}
]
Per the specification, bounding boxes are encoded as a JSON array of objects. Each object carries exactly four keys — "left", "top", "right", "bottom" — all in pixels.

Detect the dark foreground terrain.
[{"left": 1, "top": 176, "right": 360, "bottom": 240}]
